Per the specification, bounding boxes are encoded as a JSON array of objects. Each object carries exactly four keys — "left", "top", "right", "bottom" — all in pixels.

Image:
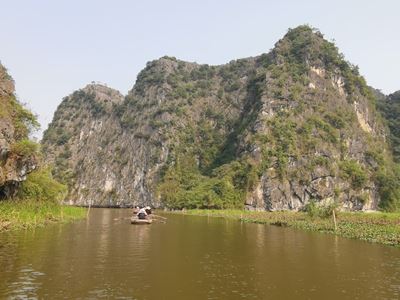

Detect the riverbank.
[
  {"left": 179, "top": 209, "right": 400, "bottom": 247},
  {"left": 0, "top": 200, "right": 86, "bottom": 231}
]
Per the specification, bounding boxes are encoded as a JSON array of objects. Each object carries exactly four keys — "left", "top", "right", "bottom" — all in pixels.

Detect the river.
[{"left": 0, "top": 208, "right": 399, "bottom": 299}]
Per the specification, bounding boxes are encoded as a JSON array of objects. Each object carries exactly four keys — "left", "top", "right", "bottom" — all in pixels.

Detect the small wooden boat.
[{"left": 131, "top": 217, "right": 152, "bottom": 225}]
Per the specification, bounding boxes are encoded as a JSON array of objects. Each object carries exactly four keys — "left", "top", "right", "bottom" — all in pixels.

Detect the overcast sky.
[{"left": 1, "top": 0, "right": 399, "bottom": 138}]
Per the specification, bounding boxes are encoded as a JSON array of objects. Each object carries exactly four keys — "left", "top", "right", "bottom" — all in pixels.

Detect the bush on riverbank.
[
  {"left": 0, "top": 168, "right": 86, "bottom": 232},
  {"left": 180, "top": 209, "right": 400, "bottom": 247},
  {"left": 0, "top": 200, "right": 86, "bottom": 231},
  {"left": 17, "top": 167, "right": 67, "bottom": 202}
]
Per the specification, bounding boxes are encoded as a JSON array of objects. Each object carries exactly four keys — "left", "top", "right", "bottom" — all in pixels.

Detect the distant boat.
[{"left": 131, "top": 217, "right": 152, "bottom": 225}]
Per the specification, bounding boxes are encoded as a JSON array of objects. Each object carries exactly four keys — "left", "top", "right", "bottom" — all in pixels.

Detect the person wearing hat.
[
  {"left": 133, "top": 206, "right": 140, "bottom": 215},
  {"left": 137, "top": 207, "right": 148, "bottom": 220},
  {"left": 145, "top": 206, "right": 152, "bottom": 216}
]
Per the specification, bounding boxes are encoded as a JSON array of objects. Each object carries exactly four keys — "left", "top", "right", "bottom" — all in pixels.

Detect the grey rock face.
[
  {"left": 0, "top": 65, "right": 38, "bottom": 198},
  {"left": 42, "top": 28, "right": 393, "bottom": 211}
]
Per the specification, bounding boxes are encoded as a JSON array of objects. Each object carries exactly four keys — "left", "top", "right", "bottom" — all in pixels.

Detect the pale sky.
[{"left": 1, "top": 0, "right": 399, "bottom": 138}]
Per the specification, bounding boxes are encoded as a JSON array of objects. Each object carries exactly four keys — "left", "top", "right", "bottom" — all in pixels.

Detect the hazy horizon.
[{"left": 1, "top": 0, "right": 399, "bottom": 138}]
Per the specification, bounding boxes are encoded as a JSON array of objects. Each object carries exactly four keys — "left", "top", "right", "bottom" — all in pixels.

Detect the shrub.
[
  {"left": 376, "top": 166, "right": 400, "bottom": 211},
  {"left": 317, "top": 202, "right": 338, "bottom": 218},
  {"left": 11, "top": 139, "right": 39, "bottom": 157},
  {"left": 10, "top": 98, "right": 40, "bottom": 140},
  {"left": 224, "top": 80, "right": 241, "bottom": 92},
  {"left": 17, "top": 167, "right": 67, "bottom": 203},
  {"left": 307, "top": 116, "right": 338, "bottom": 144},
  {"left": 339, "top": 160, "right": 368, "bottom": 189},
  {"left": 56, "top": 132, "right": 71, "bottom": 145},
  {"left": 304, "top": 199, "right": 338, "bottom": 219},
  {"left": 304, "top": 200, "right": 318, "bottom": 218},
  {"left": 324, "top": 113, "right": 345, "bottom": 129},
  {"left": 158, "top": 155, "right": 255, "bottom": 210}
]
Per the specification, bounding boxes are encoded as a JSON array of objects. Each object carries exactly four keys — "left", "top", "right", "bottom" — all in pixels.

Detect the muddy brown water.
[{"left": 0, "top": 208, "right": 399, "bottom": 299}]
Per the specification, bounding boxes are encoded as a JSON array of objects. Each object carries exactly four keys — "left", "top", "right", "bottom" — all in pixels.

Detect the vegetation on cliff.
[
  {"left": 377, "top": 91, "right": 400, "bottom": 162},
  {"left": 1, "top": 64, "right": 39, "bottom": 199},
  {"left": 42, "top": 25, "right": 400, "bottom": 212},
  {"left": 0, "top": 63, "right": 85, "bottom": 231},
  {"left": 0, "top": 69, "right": 39, "bottom": 142},
  {"left": 157, "top": 26, "right": 399, "bottom": 211}
]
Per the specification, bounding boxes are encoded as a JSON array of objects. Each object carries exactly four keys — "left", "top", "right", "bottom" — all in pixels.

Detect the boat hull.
[{"left": 131, "top": 217, "right": 152, "bottom": 225}]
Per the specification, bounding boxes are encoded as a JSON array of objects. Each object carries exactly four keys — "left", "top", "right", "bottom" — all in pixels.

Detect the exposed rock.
[
  {"left": 42, "top": 26, "right": 397, "bottom": 211},
  {"left": 0, "top": 64, "right": 38, "bottom": 198}
]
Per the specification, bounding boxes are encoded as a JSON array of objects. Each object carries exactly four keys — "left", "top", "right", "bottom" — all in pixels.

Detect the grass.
[
  {"left": 0, "top": 200, "right": 86, "bottom": 231},
  {"left": 179, "top": 209, "right": 400, "bottom": 247}
]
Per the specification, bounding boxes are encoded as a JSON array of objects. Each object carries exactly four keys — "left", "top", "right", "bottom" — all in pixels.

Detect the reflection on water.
[
  {"left": 6, "top": 265, "right": 44, "bottom": 299},
  {"left": 0, "top": 208, "right": 399, "bottom": 300}
]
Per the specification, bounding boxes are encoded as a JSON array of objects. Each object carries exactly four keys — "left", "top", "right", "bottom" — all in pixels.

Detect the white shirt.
[{"left": 137, "top": 208, "right": 147, "bottom": 216}]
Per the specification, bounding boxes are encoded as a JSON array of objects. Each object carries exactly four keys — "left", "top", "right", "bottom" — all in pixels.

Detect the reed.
[
  {"left": 0, "top": 200, "right": 86, "bottom": 231},
  {"left": 179, "top": 209, "right": 400, "bottom": 247}
]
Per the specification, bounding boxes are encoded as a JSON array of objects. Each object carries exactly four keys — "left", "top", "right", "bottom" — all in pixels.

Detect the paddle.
[{"left": 151, "top": 214, "right": 167, "bottom": 220}]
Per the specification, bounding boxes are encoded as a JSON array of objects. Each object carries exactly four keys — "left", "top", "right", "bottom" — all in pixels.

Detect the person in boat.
[
  {"left": 145, "top": 206, "right": 152, "bottom": 216},
  {"left": 133, "top": 206, "right": 140, "bottom": 215},
  {"left": 137, "top": 207, "right": 148, "bottom": 220}
]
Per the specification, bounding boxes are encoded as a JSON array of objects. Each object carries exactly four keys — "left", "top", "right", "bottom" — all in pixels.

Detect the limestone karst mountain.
[
  {"left": 0, "top": 64, "right": 39, "bottom": 198},
  {"left": 41, "top": 25, "right": 400, "bottom": 210},
  {"left": 377, "top": 90, "right": 400, "bottom": 163}
]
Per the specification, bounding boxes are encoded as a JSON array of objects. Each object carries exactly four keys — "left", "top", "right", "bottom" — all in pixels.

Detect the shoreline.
[
  {"left": 0, "top": 200, "right": 87, "bottom": 232},
  {"left": 176, "top": 209, "right": 400, "bottom": 247}
]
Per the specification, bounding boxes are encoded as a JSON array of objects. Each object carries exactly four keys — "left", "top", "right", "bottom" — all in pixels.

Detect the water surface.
[{"left": 0, "top": 208, "right": 399, "bottom": 299}]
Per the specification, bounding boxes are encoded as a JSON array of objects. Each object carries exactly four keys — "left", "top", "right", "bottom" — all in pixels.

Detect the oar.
[
  {"left": 151, "top": 214, "right": 167, "bottom": 220},
  {"left": 152, "top": 218, "right": 167, "bottom": 224}
]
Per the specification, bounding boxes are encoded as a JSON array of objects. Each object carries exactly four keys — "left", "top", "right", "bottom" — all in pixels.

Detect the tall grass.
[
  {"left": 0, "top": 200, "right": 86, "bottom": 231},
  {"left": 179, "top": 209, "right": 400, "bottom": 247}
]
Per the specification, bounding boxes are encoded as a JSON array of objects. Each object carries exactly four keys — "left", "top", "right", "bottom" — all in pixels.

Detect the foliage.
[
  {"left": 135, "top": 60, "right": 166, "bottom": 95},
  {"left": 158, "top": 156, "right": 250, "bottom": 210},
  {"left": 274, "top": 25, "right": 341, "bottom": 75},
  {"left": 11, "top": 139, "right": 40, "bottom": 157},
  {"left": 376, "top": 165, "right": 400, "bottom": 211},
  {"left": 304, "top": 200, "right": 338, "bottom": 219},
  {"left": 0, "top": 200, "right": 85, "bottom": 231},
  {"left": 77, "top": 91, "right": 106, "bottom": 117},
  {"left": 17, "top": 167, "right": 67, "bottom": 203},
  {"left": 157, "top": 124, "right": 259, "bottom": 210},
  {"left": 10, "top": 98, "right": 40, "bottom": 140},
  {"left": 0, "top": 93, "right": 40, "bottom": 140},
  {"left": 157, "top": 64, "right": 267, "bottom": 209},
  {"left": 180, "top": 209, "right": 400, "bottom": 247},
  {"left": 304, "top": 200, "right": 318, "bottom": 218},
  {"left": 267, "top": 117, "right": 297, "bottom": 178},
  {"left": 56, "top": 132, "right": 71, "bottom": 145},
  {"left": 377, "top": 91, "right": 400, "bottom": 162},
  {"left": 39, "top": 25, "right": 400, "bottom": 214},
  {"left": 324, "top": 112, "right": 346, "bottom": 129},
  {"left": 339, "top": 160, "right": 368, "bottom": 189},
  {"left": 277, "top": 25, "right": 375, "bottom": 107}
]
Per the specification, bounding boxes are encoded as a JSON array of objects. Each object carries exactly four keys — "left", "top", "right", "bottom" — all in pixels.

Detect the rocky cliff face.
[
  {"left": 42, "top": 26, "right": 398, "bottom": 210},
  {"left": 377, "top": 90, "right": 400, "bottom": 163},
  {"left": 0, "top": 64, "right": 38, "bottom": 198}
]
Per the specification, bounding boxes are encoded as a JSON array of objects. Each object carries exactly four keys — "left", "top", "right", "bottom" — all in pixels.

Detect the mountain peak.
[
  {"left": 41, "top": 25, "right": 400, "bottom": 211},
  {"left": 0, "top": 64, "right": 15, "bottom": 96},
  {"left": 82, "top": 83, "right": 123, "bottom": 104},
  {"left": 272, "top": 25, "right": 345, "bottom": 71}
]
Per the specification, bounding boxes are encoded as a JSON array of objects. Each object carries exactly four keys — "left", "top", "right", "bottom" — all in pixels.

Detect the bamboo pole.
[
  {"left": 86, "top": 200, "right": 91, "bottom": 218},
  {"left": 332, "top": 209, "right": 337, "bottom": 231}
]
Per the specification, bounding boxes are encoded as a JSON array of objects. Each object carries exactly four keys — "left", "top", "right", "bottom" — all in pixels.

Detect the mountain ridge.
[{"left": 41, "top": 25, "right": 400, "bottom": 211}]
